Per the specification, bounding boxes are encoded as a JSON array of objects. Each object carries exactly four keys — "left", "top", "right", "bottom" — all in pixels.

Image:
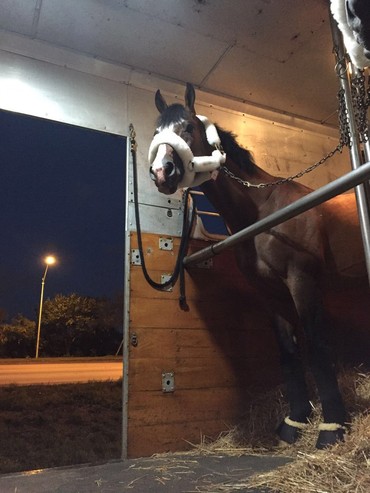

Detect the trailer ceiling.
[{"left": 0, "top": 0, "right": 340, "bottom": 126}]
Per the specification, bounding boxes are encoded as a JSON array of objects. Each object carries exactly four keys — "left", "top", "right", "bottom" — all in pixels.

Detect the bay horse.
[{"left": 148, "top": 83, "right": 365, "bottom": 449}]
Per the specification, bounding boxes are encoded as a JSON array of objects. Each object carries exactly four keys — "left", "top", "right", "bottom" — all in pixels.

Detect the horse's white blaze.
[
  {"left": 148, "top": 129, "right": 193, "bottom": 168},
  {"left": 150, "top": 143, "right": 170, "bottom": 171}
]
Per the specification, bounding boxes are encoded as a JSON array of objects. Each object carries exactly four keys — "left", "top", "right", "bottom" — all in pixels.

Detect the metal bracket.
[
  {"left": 196, "top": 259, "right": 213, "bottom": 269},
  {"left": 159, "top": 237, "right": 173, "bottom": 251},
  {"left": 162, "top": 372, "right": 175, "bottom": 393},
  {"left": 130, "top": 332, "right": 138, "bottom": 347},
  {"left": 131, "top": 249, "right": 141, "bottom": 265},
  {"left": 160, "top": 274, "right": 173, "bottom": 291}
]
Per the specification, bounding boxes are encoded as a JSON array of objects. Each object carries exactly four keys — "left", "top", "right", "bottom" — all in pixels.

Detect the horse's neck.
[{"left": 200, "top": 159, "right": 275, "bottom": 234}]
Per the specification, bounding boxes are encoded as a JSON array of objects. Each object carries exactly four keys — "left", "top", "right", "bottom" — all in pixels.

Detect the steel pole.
[
  {"left": 183, "top": 162, "right": 370, "bottom": 266},
  {"left": 364, "top": 140, "right": 370, "bottom": 163},
  {"left": 363, "top": 103, "right": 370, "bottom": 161},
  {"left": 352, "top": 67, "right": 370, "bottom": 163},
  {"left": 330, "top": 15, "right": 370, "bottom": 284}
]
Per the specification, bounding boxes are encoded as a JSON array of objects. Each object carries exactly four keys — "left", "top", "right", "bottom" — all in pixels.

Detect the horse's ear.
[
  {"left": 155, "top": 90, "right": 168, "bottom": 114},
  {"left": 185, "top": 83, "right": 196, "bottom": 114}
]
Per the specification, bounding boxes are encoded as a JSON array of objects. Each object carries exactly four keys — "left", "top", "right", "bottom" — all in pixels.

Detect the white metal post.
[
  {"left": 35, "top": 264, "right": 48, "bottom": 359},
  {"left": 330, "top": 15, "right": 370, "bottom": 285}
]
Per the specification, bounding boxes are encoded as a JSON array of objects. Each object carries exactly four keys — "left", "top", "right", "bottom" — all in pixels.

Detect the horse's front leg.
[
  {"left": 273, "top": 314, "right": 312, "bottom": 445},
  {"left": 289, "top": 274, "right": 347, "bottom": 449}
]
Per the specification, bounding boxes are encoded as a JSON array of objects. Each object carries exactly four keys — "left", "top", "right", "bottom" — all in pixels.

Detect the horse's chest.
[{"left": 235, "top": 235, "right": 281, "bottom": 281}]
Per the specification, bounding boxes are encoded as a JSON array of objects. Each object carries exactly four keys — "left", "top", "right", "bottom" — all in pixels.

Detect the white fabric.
[
  {"left": 197, "top": 115, "right": 222, "bottom": 147},
  {"left": 148, "top": 115, "right": 226, "bottom": 188},
  {"left": 192, "top": 149, "right": 226, "bottom": 172},
  {"left": 331, "top": 0, "right": 370, "bottom": 68},
  {"left": 284, "top": 416, "right": 307, "bottom": 430},
  {"left": 148, "top": 130, "right": 193, "bottom": 170},
  {"left": 318, "top": 422, "right": 346, "bottom": 431}
]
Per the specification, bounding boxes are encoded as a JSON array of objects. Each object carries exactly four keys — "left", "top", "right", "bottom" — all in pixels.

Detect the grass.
[{"left": 0, "top": 380, "right": 122, "bottom": 474}]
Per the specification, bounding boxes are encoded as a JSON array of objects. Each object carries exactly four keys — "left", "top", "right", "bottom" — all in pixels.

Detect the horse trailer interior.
[{"left": 1, "top": 0, "right": 369, "bottom": 466}]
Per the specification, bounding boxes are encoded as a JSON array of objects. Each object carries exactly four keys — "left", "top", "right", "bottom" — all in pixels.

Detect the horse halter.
[{"left": 148, "top": 115, "right": 226, "bottom": 188}]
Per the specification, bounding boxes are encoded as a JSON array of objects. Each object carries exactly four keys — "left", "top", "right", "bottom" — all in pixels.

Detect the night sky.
[{"left": 0, "top": 110, "right": 126, "bottom": 322}]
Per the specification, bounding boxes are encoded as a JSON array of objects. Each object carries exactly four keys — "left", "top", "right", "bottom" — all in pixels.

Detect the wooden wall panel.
[
  {"left": 127, "top": 328, "right": 277, "bottom": 362},
  {"left": 128, "top": 419, "right": 238, "bottom": 457},
  {"left": 129, "top": 388, "right": 244, "bottom": 425},
  {"left": 127, "top": 232, "right": 281, "bottom": 458}
]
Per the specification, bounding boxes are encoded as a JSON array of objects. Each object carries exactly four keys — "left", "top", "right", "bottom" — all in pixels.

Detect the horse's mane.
[{"left": 215, "top": 125, "right": 257, "bottom": 175}]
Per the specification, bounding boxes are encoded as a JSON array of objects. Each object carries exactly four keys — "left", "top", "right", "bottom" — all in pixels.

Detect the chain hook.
[{"left": 129, "top": 123, "right": 137, "bottom": 153}]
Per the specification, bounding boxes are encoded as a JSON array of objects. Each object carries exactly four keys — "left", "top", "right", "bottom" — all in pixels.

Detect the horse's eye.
[{"left": 185, "top": 124, "right": 194, "bottom": 134}]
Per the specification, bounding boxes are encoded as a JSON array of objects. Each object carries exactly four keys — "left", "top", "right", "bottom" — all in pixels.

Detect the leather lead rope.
[{"left": 129, "top": 123, "right": 195, "bottom": 310}]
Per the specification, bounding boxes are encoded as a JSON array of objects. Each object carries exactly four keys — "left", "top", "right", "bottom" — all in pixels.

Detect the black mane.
[{"left": 216, "top": 126, "right": 257, "bottom": 175}]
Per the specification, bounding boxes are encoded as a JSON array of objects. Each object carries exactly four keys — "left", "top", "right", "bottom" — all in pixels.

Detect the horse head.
[{"left": 149, "top": 83, "right": 226, "bottom": 195}]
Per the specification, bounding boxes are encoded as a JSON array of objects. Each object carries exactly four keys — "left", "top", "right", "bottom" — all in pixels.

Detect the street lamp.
[{"left": 35, "top": 255, "right": 56, "bottom": 359}]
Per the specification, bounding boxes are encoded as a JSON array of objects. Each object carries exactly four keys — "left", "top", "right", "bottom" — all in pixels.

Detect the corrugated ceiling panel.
[
  {"left": 204, "top": 17, "right": 339, "bottom": 123},
  {"left": 124, "top": 0, "right": 329, "bottom": 62},
  {"left": 36, "top": 0, "right": 229, "bottom": 83},
  {"left": 0, "top": 0, "right": 39, "bottom": 36},
  {"left": 0, "top": 0, "right": 346, "bottom": 125}
]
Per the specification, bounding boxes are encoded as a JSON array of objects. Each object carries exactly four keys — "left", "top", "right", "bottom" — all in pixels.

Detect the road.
[{"left": 0, "top": 360, "right": 123, "bottom": 385}]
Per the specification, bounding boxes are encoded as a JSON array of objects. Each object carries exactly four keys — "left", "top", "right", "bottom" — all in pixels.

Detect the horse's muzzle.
[{"left": 149, "top": 161, "right": 178, "bottom": 195}]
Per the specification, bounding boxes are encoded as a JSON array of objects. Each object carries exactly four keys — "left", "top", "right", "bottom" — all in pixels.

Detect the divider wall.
[{"left": 126, "top": 232, "right": 281, "bottom": 457}]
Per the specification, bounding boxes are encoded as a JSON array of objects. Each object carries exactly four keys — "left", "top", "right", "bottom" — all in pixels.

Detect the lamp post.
[{"left": 35, "top": 255, "right": 56, "bottom": 359}]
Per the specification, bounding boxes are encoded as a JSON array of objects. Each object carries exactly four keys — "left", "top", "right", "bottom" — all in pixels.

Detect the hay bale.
[
  {"left": 192, "top": 386, "right": 290, "bottom": 456},
  {"left": 248, "top": 413, "right": 370, "bottom": 493},
  {"left": 193, "top": 369, "right": 370, "bottom": 493}
]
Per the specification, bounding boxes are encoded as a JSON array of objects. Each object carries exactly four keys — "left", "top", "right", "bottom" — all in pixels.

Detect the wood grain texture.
[{"left": 127, "top": 233, "right": 281, "bottom": 457}]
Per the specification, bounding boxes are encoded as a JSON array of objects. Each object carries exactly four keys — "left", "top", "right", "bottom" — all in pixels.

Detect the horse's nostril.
[
  {"left": 149, "top": 166, "right": 156, "bottom": 181},
  {"left": 164, "top": 161, "right": 175, "bottom": 177}
]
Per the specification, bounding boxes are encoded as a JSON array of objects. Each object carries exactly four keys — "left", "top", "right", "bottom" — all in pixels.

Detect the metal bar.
[
  {"left": 121, "top": 136, "right": 131, "bottom": 460},
  {"left": 330, "top": 16, "right": 370, "bottom": 284},
  {"left": 364, "top": 140, "right": 370, "bottom": 163},
  {"left": 196, "top": 210, "right": 221, "bottom": 217},
  {"left": 183, "top": 161, "right": 370, "bottom": 266},
  {"left": 353, "top": 67, "right": 370, "bottom": 162}
]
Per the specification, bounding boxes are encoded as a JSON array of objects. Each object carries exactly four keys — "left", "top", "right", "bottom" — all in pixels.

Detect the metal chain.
[
  {"left": 338, "top": 88, "right": 351, "bottom": 147},
  {"left": 129, "top": 123, "right": 137, "bottom": 152},
  {"left": 221, "top": 143, "right": 344, "bottom": 189},
  {"left": 222, "top": 71, "right": 370, "bottom": 190},
  {"left": 351, "top": 72, "right": 369, "bottom": 143},
  {"left": 334, "top": 55, "right": 370, "bottom": 146}
]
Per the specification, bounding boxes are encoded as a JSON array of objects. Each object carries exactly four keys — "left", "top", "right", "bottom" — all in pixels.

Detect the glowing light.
[
  {"left": 0, "top": 77, "right": 62, "bottom": 119},
  {"left": 44, "top": 255, "right": 56, "bottom": 266}
]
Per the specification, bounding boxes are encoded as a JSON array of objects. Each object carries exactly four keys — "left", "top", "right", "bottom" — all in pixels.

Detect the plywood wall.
[{"left": 127, "top": 232, "right": 281, "bottom": 457}]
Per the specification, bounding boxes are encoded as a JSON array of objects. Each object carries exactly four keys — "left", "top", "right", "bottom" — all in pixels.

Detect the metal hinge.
[
  {"left": 162, "top": 372, "right": 175, "bottom": 393},
  {"left": 159, "top": 237, "right": 173, "bottom": 251},
  {"left": 131, "top": 249, "right": 141, "bottom": 265}
]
